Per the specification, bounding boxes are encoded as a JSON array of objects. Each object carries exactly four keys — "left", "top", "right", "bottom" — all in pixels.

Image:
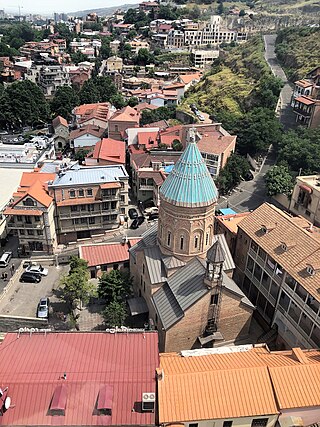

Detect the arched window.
[
  {"left": 167, "top": 231, "right": 171, "bottom": 246},
  {"left": 180, "top": 236, "right": 184, "bottom": 250},
  {"left": 194, "top": 235, "right": 199, "bottom": 249},
  {"left": 23, "top": 197, "right": 35, "bottom": 206},
  {"left": 206, "top": 232, "right": 209, "bottom": 246}
]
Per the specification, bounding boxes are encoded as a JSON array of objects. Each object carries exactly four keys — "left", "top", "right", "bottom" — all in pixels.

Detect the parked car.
[
  {"left": 20, "top": 272, "right": 41, "bottom": 283},
  {"left": 137, "top": 216, "right": 145, "bottom": 225},
  {"left": 37, "top": 297, "right": 49, "bottom": 318},
  {"left": 148, "top": 212, "right": 159, "bottom": 220},
  {"left": 130, "top": 219, "right": 139, "bottom": 229},
  {"left": 244, "top": 171, "right": 254, "bottom": 181},
  {"left": 128, "top": 208, "right": 139, "bottom": 219},
  {"left": 144, "top": 207, "right": 159, "bottom": 215},
  {"left": 0, "top": 251, "right": 12, "bottom": 267},
  {"left": 26, "top": 264, "right": 48, "bottom": 276}
]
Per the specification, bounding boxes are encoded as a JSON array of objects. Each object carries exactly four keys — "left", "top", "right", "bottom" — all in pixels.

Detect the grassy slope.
[
  {"left": 275, "top": 28, "right": 320, "bottom": 81},
  {"left": 180, "top": 36, "right": 270, "bottom": 122}
]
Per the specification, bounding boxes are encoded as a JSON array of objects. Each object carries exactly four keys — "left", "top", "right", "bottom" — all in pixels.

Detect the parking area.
[{"left": 0, "top": 263, "right": 69, "bottom": 318}]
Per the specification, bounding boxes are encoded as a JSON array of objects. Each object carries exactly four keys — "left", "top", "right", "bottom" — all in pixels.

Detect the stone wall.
[{"left": 0, "top": 314, "right": 48, "bottom": 331}]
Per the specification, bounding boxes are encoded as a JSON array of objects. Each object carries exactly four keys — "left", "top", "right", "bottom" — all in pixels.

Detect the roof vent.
[
  {"left": 281, "top": 242, "right": 287, "bottom": 252},
  {"left": 142, "top": 392, "right": 155, "bottom": 412},
  {"left": 95, "top": 385, "right": 113, "bottom": 416},
  {"left": 49, "top": 384, "right": 67, "bottom": 416},
  {"left": 306, "top": 265, "right": 316, "bottom": 276}
]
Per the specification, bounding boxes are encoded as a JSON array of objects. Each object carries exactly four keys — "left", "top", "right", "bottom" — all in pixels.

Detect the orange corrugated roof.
[
  {"left": 295, "top": 95, "right": 315, "bottom": 105},
  {"left": 269, "top": 364, "right": 320, "bottom": 409},
  {"left": 179, "top": 73, "right": 201, "bottom": 84},
  {"left": 92, "top": 138, "right": 125, "bottom": 164},
  {"left": 109, "top": 105, "right": 140, "bottom": 123},
  {"left": 158, "top": 366, "right": 278, "bottom": 422},
  {"left": 56, "top": 197, "right": 96, "bottom": 206},
  {"left": 4, "top": 208, "right": 44, "bottom": 216},
  {"left": 12, "top": 172, "right": 55, "bottom": 208},
  {"left": 100, "top": 182, "right": 121, "bottom": 189}
]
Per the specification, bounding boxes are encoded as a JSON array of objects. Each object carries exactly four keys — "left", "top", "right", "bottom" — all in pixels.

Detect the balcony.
[
  {"left": 59, "top": 208, "right": 119, "bottom": 219},
  {"left": 7, "top": 222, "right": 44, "bottom": 230},
  {"left": 293, "top": 106, "right": 312, "bottom": 118}
]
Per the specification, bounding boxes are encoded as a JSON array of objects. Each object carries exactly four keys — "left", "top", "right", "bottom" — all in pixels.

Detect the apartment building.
[
  {"left": 4, "top": 172, "right": 57, "bottom": 255},
  {"left": 37, "top": 65, "right": 71, "bottom": 97},
  {"left": 166, "top": 29, "right": 184, "bottom": 49},
  {"left": 49, "top": 165, "right": 129, "bottom": 243},
  {"left": 289, "top": 175, "right": 320, "bottom": 226},
  {"left": 291, "top": 65, "right": 320, "bottom": 128},
  {"left": 158, "top": 345, "right": 320, "bottom": 427},
  {"left": 234, "top": 202, "right": 320, "bottom": 349},
  {"left": 191, "top": 48, "right": 219, "bottom": 68}
]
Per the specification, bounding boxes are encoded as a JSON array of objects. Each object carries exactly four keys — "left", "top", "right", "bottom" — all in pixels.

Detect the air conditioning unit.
[{"left": 142, "top": 392, "right": 155, "bottom": 412}]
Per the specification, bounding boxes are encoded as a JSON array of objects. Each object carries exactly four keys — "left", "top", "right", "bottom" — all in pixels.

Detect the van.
[{"left": 0, "top": 251, "right": 12, "bottom": 267}]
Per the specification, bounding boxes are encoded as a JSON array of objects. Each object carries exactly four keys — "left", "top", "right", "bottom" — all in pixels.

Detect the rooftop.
[
  {"left": 238, "top": 203, "right": 320, "bottom": 300},
  {"left": 52, "top": 115, "right": 68, "bottom": 128},
  {"left": 158, "top": 345, "right": 320, "bottom": 423},
  {"left": 80, "top": 240, "right": 140, "bottom": 267},
  {"left": 109, "top": 105, "right": 140, "bottom": 123},
  {"left": 160, "top": 135, "right": 218, "bottom": 207},
  {"left": 0, "top": 331, "right": 158, "bottom": 426},
  {"left": 51, "top": 165, "right": 128, "bottom": 187},
  {"left": 296, "top": 174, "right": 320, "bottom": 192},
  {"left": 70, "top": 124, "right": 105, "bottom": 140},
  {"left": 90, "top": 137, "right": 125, "bottom": 164},
  {"left": 215, "top": 211, "right": 251, "bottom": 234},
  {"left": 0, "top": 168, "right": 25, "bottom": 211}
]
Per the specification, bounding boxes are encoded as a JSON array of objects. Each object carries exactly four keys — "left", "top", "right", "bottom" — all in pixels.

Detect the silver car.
[
  {"left": 26, "top": 264, "right": 48, "bottom": 276},
  {"left": 37, "top": 297, "right": 49, "bottom": 318}
]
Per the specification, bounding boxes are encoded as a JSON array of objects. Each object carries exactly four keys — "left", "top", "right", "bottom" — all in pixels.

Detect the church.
[{"left": 129, "top": 129, "right": 254, "bottom": 352}]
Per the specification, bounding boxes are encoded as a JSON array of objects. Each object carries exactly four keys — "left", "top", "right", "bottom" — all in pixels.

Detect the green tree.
[
  {"left": 158, "top": 5, "right": 179, "bottom": 20},
  {"left": 79, "top": 79, "right": 100, "bottom": 104},
  {"left": 172, "top": 139, "right": 183, "bottom": 151},
  {"left": 264, "top": 165, "right": 293, "bottom": 197},
  {"left": 60, "top": 268, "right": 95, "bottom": 309},
  {"left": 69, "top": 256, "right": 89, "bottom": 273},
  {"left": 110, "top": 93, "right": 126, "bottom": 109},
  {"left": 236, "top": 107, "right": 282, "bottom": 156},
  {"left": 51, "top": 85, "right": 80, "bottom": 120},
  {"left": 100, "top": 37, "right": 112, "bottom": 59},
  {"left": 74, "top": 149, "right": 89, "bottom": 164},
  {"left": 216, "top": 153, "right": 251, "bottom": 195},
  {"left": 128, "top": 96, "right": 139, "bottom": 107},
  {"left": 103, "top": 300, "right": 127, "bottom": 327},
  {"left": 71, "top": 51, "right": 89, "bottom": 65},
  {"left": 135, "top": 48, "right": 154, "bottom": 66},
  {"left": 140, "top": 106, "right": 176, "bottom": 125},
  {"left": 98, "top": 270, "right": 132, "bottom": 303}
]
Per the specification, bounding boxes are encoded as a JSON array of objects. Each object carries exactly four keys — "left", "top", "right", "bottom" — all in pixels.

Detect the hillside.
[
  {"left": 180, "top": 36, "right": 274, "bottom": 130},
  {"left": 68, "top": 4, "right": 139, "bottom": 17},
  {"left": 275, "top": 27, "right": 320, "bottom": 81}
]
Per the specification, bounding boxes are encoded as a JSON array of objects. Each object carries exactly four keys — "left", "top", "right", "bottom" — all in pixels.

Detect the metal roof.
[
  {"left": 129, "top": 224, "right": 158, "bottom": 261},
  {"left": 152, "top": 257, "right": 208, "bottom": 330},
  {"left": 0, "top": 332, "right": 158, "bottom": 426},
  {"left": 159, "top": 139, "right": 218, "bottom": 207},
  {"left": 222, "top": 272, "right": 254, "bottom": 309},
  {"left": 51, "top": 165, "right": 128, "bottom": 187},
  {"left": 212, "top": 234, "right": 235, "bottom": 271},
  {"left": 207, "top": 240, "right": 225, "bottom": 264},
  {"left": 144, "top": 246, "right": 167, "bottom": 284}
]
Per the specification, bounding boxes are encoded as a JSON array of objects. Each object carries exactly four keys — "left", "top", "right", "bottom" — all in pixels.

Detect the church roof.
[
  {"left": 207, "top": 240, "right": 225, "bottom": 264},
  {"left": 159, "top": 139, "right": 218, "bottom": 207},
  {"left": 212, "top": 235, "right": 235, "bottom": 271}
]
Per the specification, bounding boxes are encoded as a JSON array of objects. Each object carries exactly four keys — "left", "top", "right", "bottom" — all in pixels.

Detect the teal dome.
[{"left": 160, "top": 140, "right": 218, "bottom": 207}]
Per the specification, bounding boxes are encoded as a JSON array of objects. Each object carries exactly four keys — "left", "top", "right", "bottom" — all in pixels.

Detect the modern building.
[
  {"left": 52, "top": 115, "right": 69, "bottom": 152},
  {"left": 37, "top": 65, "right": 71, "bottom": 98},
  {"left": 289, "top": 175, "right": 320, "bottom": 227},
  {"left": 49, "top": 165, "right": 129, "bottom": 243},
  {"left": 191, "top": 48, "right": 219, "bottom": 68},
  {"left": 4, "top": 171, "right": 57, "bottom": 254},
  {"left": 0, "top": 331, "right": 159, "bottom": 427},
  {"left": 158, "top": 344, "right": 320, "bottom": 427},
  {"left": 129, "top": 129, "right": 254, "bottom": 352},
  {"left": 233, "top": 202, "right": 320, "bottom": 349},
  {"left": 291, "top": 66, "right": 320, "bottom": 128}
]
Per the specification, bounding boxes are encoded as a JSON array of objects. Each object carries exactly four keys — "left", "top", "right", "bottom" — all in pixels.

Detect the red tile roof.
[
  {"left": 70, "top": 124, "right": 105, "bottom": 140},
  {"left": 134, "top": 102, "right": 159, "bottom": 113},
  {"left": 0, "top": 331, "right": 158, "bottom": 426},
  {"left": 109, "top": 106, "right": 140, "bottom": 123},
  {"left": 138, "top": 131, "right": 159, "bottom": 149},
  {"left": 74, "top": 103, "right": 111, "bottom": 124},
  {"left": 80, "top": 241, "right": 141, "bottom": 267},
  {"left": 52, "top": 115, "right": 68, "bottom": 128},
  {"left": 295, "top": 95, "right": 315, "bottom": 105},
  {"left": 91, "top": 138, "right": 125, "bottom": 164},
  {"left": 179, "top": 73, "right": 201, "bottom": 84}
]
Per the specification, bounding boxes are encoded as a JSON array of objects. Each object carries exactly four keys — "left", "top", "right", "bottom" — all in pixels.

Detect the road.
[
  {"left": 263, "top": 34, "right": 297, "bottom": 130},
  {"left": 217, "top": 147, "right": 276, "bottom": 213}
]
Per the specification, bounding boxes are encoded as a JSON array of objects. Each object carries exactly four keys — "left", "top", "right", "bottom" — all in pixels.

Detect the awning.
[
  {"left": 127, "top": 297, "right": 149, "bottom": 316},
  {"left": 299, "top": 184, "right": 312, "bottom": 194},
  {"left": 198, "top": 332, "right": 224, "bottom": 346}
]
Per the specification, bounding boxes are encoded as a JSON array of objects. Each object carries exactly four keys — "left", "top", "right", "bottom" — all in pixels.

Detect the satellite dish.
[{"left": 4, "top": 396, "right": 11, "bottom": 410}]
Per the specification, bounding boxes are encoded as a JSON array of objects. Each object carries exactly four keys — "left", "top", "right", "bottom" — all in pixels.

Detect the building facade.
[
  {"left": 49, "top": 165, "right": 129, "bottom": 243},
  {"left": 233, "top": 202, "right": 320, "bottom": 349},
  {"left": 289, "top": 175, "right": 320, "bottom": 226}
]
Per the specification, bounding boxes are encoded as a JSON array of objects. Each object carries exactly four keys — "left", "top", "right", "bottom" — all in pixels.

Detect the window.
[
  {"left": 69, "top": 190, "right": 76, "bottom": 198},
  {"left": 23, "top": 197, "right": 35, "bottom": 206},
  {"left": 81, "top": 205, "right": 86, "bottom": 211},
  {"left": 253, "top": 263, "right": 262, "bottom": 282},
  {"left": 295, "top": 283, "right": 308, "bottom": 302},
  {"left": 194, "top": 235, "right": 199, "bottom": 249},
  {"left": 17, "top": 215, "right": 22, "bottom": 222},
  {"left": 206, "top": 232, "right": 209, "bottom": 246},
  {"left": 307, "top": 265, "right": 315, "bottom": 276},
  {"left": 288, "top": 300, "right": 301, "bottom": 324},
  {"left": 261, "top": 272, "right": 270, "bottom": 291},
  {"left": 246, "top": 256, "right": 254, "bottom": 273},
  {"left": 307, "top": 295, "right": 319, "bottom": 315},
  {"left": 111, "top": 201, "right": 117, "bottom": 210},
  {"left": 120, "top": 195, "right": 125, "bottom": 202},
  {"left": 270, "top": 281, "right": 279, "bottom": 300},
  {"left": 88, "top": 204, "right": 94, "bottom": 211},
  {"left": 89, "top": 217, "right": 95, "bottom": 224},
  {"left": 223, "top": 422, "right": 233, "bottom": 427},
  {"left": 25, "top": 216, "right": 32, "bottom": 224},
  {"left": 27, "top": 229, "right": 34, "bottom": 235},
  {"left": 250, "top": 241, "right": 258, "bottom": 253},
  {"left": 78, "top": 189, "right": 84, "bottom": 197},
  {"left": 81, "top": 218, "right": 87, "bottom": 224},
  {"left": 251, "top": 419, "right": 268, "bottom": 427},
  {"left": 34, "top": 216, "right": 40, "bottom": 222},
  {"left": 180, "top": 236, "right": 184, "bottom": 250},
  {"left": 311, "top": 326, "right": 320, "bottom": 347},
  {"left": 72, "top": 218, "right": 79, "bottom": 225},
  {"left": 189, "top": 424, "right": 199, "bottom": 427},
  {"left": 110, "top": 214, "right": 117, "bottom": 220},
  {"left": 279, "top": 291, "right": 290, "bottom": 311},
  {"left": 143, "top": 264, "right": 145, "bottom": 274},
  {"left": 71, "top": 206, "right": 78, "bottom": 212},
  {"left": 211, "top": 293, "right": 219, "bottom": 305},
  {"left": 299, "top": 313, "right": 313, "bottom": 337},
  {"left": 167, "top": 232, "right": 171, "bottom": 246},
  {"left": 20, "top": 229, "right": 25, "bottom": 235},
  {"left": 285, "top": 274, "right": 296, "bottom": 291},
  {"left": 87, "top": 189, "right": 93, "bottom": 196},
  {"left": 37, "top": 230, "right": 43, "bottom": 235},
  {"left": 102, "top": 202, "right": 109, "bottom": 210}
]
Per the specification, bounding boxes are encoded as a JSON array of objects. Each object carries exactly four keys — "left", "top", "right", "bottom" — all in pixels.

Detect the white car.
[
  {"left": 144, "top": 207, "right": 159, "bottom": 215},
  {"left": 37, "top": 297, "right": 49, "bottom": 318},
  {"left": 26, "top": 264, "right": 48, "bottom": 276}
]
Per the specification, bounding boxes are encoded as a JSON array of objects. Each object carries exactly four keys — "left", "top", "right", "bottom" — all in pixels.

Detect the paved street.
[
  {"left": 264, "top": 34, "right": 297, "bottom": 130},
  {"left": 217, "top": 147, "right": 276, "bottom": 213}
]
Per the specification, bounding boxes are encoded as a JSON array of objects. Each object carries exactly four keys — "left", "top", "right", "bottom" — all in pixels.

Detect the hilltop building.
[{"left": 130, "top": 129, "right": 254, "bottom": 352}]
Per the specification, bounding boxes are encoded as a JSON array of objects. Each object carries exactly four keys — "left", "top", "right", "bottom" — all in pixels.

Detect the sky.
[{"left": 1, "top": 0, "right": 138, "bottom": 15}]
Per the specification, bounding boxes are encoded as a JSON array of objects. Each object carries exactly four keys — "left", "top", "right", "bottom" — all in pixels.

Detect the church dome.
[{"left": 159, "top": 132, "right": 218, "bottom": 208}]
